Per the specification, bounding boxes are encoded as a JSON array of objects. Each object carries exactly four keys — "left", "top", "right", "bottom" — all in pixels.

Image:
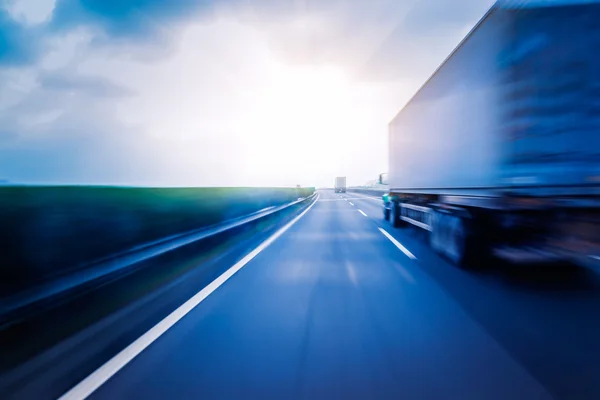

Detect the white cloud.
[
  {"left": 0, "top": 0, "right": 493, "bottom": 187},
  {"left": 4, "top": 0, "right": 56, "bottom": 25}
]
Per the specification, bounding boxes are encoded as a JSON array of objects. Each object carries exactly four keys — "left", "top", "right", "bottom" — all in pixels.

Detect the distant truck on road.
[
  {"left": 382, "top": 0, "right": 600, "bottom": 268},
  {"left": 335, "top": 177, "right": 347, "bottom": 193}
]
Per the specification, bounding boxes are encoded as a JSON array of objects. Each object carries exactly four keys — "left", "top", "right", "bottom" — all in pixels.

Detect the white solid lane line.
[
  {"left": 349, "top": 192, "right": 383, "bottom": 201},
  {"left": 59, "top": 195, "right": 320, "bottom": 400},
  {"left": 378, "top": 228, "right": 417, "bottom": 260},
  {"left": 318, "top": 198, "right": 355, "bottom": 202},
  {"left": 361, "top": 195, "right": 382, "bottom": 201},
  {"left": 358, "top": 209, "right": 368, "bottom": 217},
  {"left": 318, "top": 197, "right": 371, "bottom": 202},
  {"left": 349, "top": 202, "right": 354, "bottom": 206}
]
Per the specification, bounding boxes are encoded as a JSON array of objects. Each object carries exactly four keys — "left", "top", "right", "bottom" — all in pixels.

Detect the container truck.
[
  {"left": 382, "top": 0, "right": 600, "bottom": 268},
  {"left": 335, "top": 177, "right": 347, "bottom": 193}
]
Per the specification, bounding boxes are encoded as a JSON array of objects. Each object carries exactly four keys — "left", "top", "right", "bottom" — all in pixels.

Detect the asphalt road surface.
[{"left": 42, "top": 189, "right": 600, "bottom": 399}]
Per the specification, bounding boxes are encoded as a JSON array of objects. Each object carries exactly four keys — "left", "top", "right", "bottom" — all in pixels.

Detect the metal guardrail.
[{"left": 1, "top": 193, "right": 317, "bottom": 325}]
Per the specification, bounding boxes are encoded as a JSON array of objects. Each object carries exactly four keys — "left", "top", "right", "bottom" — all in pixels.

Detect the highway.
[
  {"left": 44, "top": 188, "right": 595, "bottom": 399},
  {"left": 2, "top": 189, "right": 589, "bottom": 399}
]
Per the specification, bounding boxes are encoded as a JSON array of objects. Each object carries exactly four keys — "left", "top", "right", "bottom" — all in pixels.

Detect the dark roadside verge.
[
  {"left": 0, "top": 194, "right": 316, "bottom": 400},
  {"left": 1, "top": 186, "right": 314, "bottom": 299}
]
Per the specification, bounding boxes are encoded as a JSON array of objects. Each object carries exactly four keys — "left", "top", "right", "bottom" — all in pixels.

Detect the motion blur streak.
[
  {"left": 382, "top": 0, "right": 600, "bottom": 268},
  {"left": 3, "top": 1, "right": 600, "bottom": 399},
  {"left": 85, "top": 190, "right": 549, "bottom": 399},
  {"left": 58, "top": 195, "right": 320, "bottom": 400}
]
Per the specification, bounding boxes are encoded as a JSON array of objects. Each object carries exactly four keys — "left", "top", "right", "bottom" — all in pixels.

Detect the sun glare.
[
  {"left": 240, "top": 64, "right": 360, "bottom": 184},
  {"left": 111, "top": 19, "right": 390, "bottom": 187}
]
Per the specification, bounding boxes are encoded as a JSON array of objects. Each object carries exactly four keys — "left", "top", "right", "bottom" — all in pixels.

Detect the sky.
[{"left": 0, "top": 0, "right": 494, "bottom": 188}]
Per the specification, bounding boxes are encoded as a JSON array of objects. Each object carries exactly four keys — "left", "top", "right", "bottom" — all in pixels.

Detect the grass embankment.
[{"left": 0, "top": 186, "right": 314, "bottom": 298}]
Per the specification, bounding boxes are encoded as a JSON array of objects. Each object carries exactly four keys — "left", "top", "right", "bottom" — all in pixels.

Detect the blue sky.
[{"left": 0, "top": 0, "right": 493, "bottom": 187}]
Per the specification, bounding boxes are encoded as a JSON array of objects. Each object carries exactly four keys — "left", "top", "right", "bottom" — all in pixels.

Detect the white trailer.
[
  {"left": 383, "top": 0, "right": 600, "bottom": 268},
  {"left": 335, "top": 177, "right": 347, "bottom": 193}
]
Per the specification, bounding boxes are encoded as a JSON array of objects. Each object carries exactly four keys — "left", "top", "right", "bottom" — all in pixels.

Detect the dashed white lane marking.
[
  {"left": 590, "top": 255, "right": 600, "bottom": 261},
  {"left": 58, "top": 195, "right": 320, "bottom": 400},
  {"left": 349, "top": 202, "right": 354, "bottom": 206},
  {"left": 358, "top": 209, "right": 368, "bottom": 217},
  {"left": 378, "top": 228, "right": 417, "bottom": 260}
]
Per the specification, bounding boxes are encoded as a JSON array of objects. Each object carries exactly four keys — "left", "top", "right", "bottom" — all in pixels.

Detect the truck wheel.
[
  {"left": 383, "top": 206, "right": 390, "bottom": 221},
  {"left": 447, "top": 216, "right": 468, "bottom": 267},
  {"left": 389, "top": 202, "right": 400, "bottom": 227},
  {"left": 429, "top": 210, "right": 442, "bottom": 252},
  {"left": 429, "top": 211, "right": 472, "bottom": 268}
]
